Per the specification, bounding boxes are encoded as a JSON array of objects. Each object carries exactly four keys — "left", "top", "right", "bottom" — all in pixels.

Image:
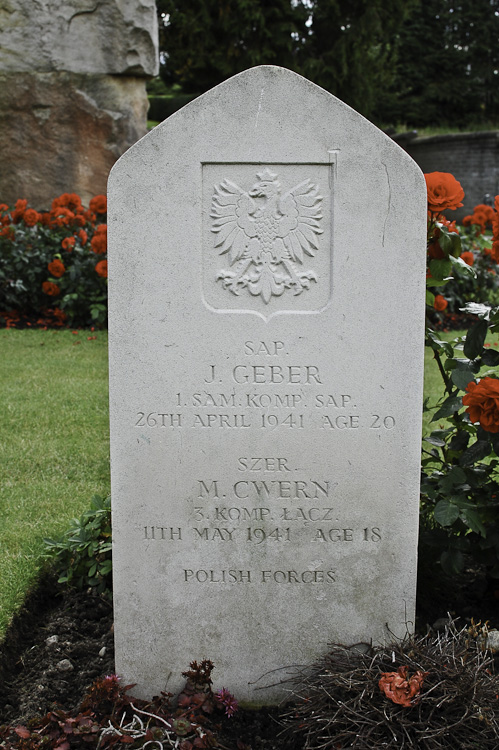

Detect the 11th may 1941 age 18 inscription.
[{"left": 108, "top": 65, "right": 427, "bottom": 704}]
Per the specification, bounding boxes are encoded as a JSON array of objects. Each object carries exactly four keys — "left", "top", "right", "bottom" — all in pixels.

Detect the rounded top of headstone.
[{"left": 112, "top": 65, "right": 422, "bottom": 187}]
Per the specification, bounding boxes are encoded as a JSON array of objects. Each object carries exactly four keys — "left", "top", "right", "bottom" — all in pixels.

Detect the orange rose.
[
  {"left": 95, "top": 260, "right": 108, "bottom": 278},
  {"left": 62, "top": 237, "right": 76, "bottom": 251},
  {"left": 50, "top": 206, "right": 74, "bottom": 227},
  {"left": 90, "top": 224, "right": 107, "bottom": 254},
  {"left": 51, "top": 193, "right": 82, "bottom": 212},
  {"left": 89, "top": 195, "right": 107, "bottom": 214},
  {"left": 460, "top": 251, "right": 474, "bottom": 266},
  {"left": 11, "top": 198, "right": 28, "bottom": 223},
  {"left": 438, "top": 217, "right": 459, "bottom": 234},
  {"left": 434, "top": 295, "right": 448, "bottom": 311},
  {"left": 428, "top": 241, "right": 445, "bottom": 260},
  {"left": 463, "top": 377, "right": 499, "bottom": 433},
  {"left": 495, "top": 195, "right": 499, "bottom": 213},
  {"left": 493, "top": 214, "right": 499, "bottom": 241},
  {"left": 42, "top": 281, "right": 60, "bottom": 296},
  {"left": 48, "top": 259, "right": 66, "bottom": 278},
  {"left": 77, "top": 229, "right": 88, "bottom": 246},
  {"left": 23, "top": 208, "right": 40, "bottom": 227},
  {"left": 425, "top": 172, "right": 465, "bottom": 213}
]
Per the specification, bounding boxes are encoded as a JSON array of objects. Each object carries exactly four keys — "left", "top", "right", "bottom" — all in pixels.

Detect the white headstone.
[{"left": 108, "top": 66, "right": 427, "bottom": 705}]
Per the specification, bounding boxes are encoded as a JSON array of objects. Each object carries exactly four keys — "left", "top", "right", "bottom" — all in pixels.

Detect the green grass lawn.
[
  {"left": 0, "top": 328, "right": 110, "bottom": 636},
  {"left": 0, "top": 326, "right": 497, "bottom": 640}
]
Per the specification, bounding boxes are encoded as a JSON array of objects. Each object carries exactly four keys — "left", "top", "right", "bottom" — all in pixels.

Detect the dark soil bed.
[{"left": 1, "top": 564, "right": 499, "bottom": 747}]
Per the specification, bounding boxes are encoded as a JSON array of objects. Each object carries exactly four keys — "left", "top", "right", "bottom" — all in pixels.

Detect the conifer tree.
[
  {"left": 156, "top": 0, "right": 308, "bottom": 93},
  {"left": 299, "top": 0, "right": 416, "bottom": 119},
  {"left": 379, "top": 0, "right": 499, "bottom": 127}
]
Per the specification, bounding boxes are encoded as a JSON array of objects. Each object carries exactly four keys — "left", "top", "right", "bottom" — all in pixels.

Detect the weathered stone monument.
[
  {"left": 0, "top": 0, "right": 158, "bottom": 208},
  {"left": 108, "top": 66, "right": 427, "bottom": 704}
]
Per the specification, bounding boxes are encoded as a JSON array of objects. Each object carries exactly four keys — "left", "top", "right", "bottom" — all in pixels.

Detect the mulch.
[{"left": 1, "top": 562, "right": 499, "bottom": 745}]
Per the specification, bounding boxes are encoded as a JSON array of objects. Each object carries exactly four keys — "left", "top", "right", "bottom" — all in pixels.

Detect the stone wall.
[
  {"left": 0, "top": 0, "right": 158, "bottom": 208},
  {"left": 399, "top": 131, "right": 499, "bottom": 220}
]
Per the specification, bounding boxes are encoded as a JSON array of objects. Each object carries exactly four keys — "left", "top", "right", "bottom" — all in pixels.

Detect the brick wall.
[{"left": 398, "top": 131, "right": 499, "bottom": 221}]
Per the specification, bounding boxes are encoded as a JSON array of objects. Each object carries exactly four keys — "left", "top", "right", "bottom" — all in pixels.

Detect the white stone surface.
[{"left": 108, "top": 66, "right": 427, "bottom": 705}]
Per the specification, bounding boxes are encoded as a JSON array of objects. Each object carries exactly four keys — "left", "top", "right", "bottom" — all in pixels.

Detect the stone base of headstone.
[{"left": 0, "top": 72, "right": 148, "bottom": 208}]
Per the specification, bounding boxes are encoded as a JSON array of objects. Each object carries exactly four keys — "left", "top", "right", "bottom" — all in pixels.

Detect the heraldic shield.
[{"left": 202, "top": 162, "right": 332, "bottom": 320}]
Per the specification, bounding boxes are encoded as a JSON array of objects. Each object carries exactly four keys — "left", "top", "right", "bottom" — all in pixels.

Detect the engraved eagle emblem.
[{"left": 211, "top": 169, "right": 323, "bottom": 304}]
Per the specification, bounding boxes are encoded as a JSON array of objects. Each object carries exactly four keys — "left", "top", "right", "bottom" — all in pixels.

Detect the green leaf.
[
  {"left": 426, "top": 276, "right": 448, "bottom": 288},
  {"left": 426, "top": 290, "right": 435, "bottom": 307},
  {"left": 437, "top": 232, "right": 452, "bottom": 255},
  {"left": 434, "top": 499, "right": 460, "bottom": 526},
  {"left": 424, "top": 435, "right": 446, "bottom": 447},
  {"left": 459, "top": 440, "right": 491, "bottom": 466},
  {"left": 463, "top": 319, "right": 489, "bottom": 359},
  {"left": 429, "top": 258, "right": 452, "bottom": 280},
  {"left": 425, "top": 330, "right": 454, "bottom": 356},
  {"left": 439, "top": 466, "right": 467, "bottom": 493},
  {"left": 449, "top": 234, "right": 462, "bottom": 258},
  {"left": 432, "top": 395, "right": 463, "bottom": 420},
  {"left": 461, "top": 508, "right": 487, "bottom": 537},
  {"left": 450, "top": 254, "right": 475, "bottom": 276},
  {"left": 451, "top": 368, "right": 476, "bottom": 391},
  {"left": 448, "top": 431, "right": 470, "bottom": 452},
  {"left": 481, "top": 349, "right": 499, "bottom": 366}
]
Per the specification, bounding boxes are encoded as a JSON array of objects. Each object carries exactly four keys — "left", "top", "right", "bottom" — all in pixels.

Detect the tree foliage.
[
  {"left": 377, "top": 0, "right": 499, "bottom": 127},
  {"left": 156, "top": 0, "right": 499, "bottom": 127},
  {"left": 298, "top": 0, "right": 415, "bottom": 118},
  {"left": 156, "top": 0, "right": 308, "bottom": 93}
]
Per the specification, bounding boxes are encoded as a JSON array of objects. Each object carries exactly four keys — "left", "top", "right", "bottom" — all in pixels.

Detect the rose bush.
[
  {"left": 430, "top": 196, "right": 499, "bottom": 315},
  {"left": 0, "top": 193, "right": 108, "bottom": 327},
  {"left": 422, "top": 174, "right": 499, "bottom": 577}
]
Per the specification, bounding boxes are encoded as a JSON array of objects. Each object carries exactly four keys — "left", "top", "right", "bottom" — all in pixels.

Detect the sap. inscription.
[{"left": 212, "top": 169, "right": 322, "bottom": 303}]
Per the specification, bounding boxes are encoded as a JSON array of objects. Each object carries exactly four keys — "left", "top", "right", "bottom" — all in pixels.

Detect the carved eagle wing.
[
  {"left": 210, "top": 179, "right": 257, "bottom": 265},
  {"left": 277, "top": 179, "right": 323, "bottom": 264}
]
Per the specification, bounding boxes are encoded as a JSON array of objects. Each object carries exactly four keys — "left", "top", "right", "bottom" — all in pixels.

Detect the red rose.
[
  {"left": 90, "top": 224, "right": 107, "bottom": 254},
  {"left": 89, "top": 195, "right": 107, "bottom": 214},
  {"left": 434, "top": 295, "right": 448, "bottom": 311},
  {"left": 61, "top": 237, "right": 76, "bottom": 251},
  {"left": 51, "top": 193, "right": 82, "bottom": 212},
  {"left": 425, "top": 172, "right": 464, "bottom": 213},
  {"left": 95, "top": 260, "right": 108, "bottom": 278},
  {"left": 23, "top": 208, "right": 41, "bottom": 227},
  {"left": 463, "top": 377, "right": 499, "bottom": 433},
  {"left": 460, "top": 251, "right": 474, "bottom": 266},
  {"left": 42, "top": 281, "right": 60, "bottom": 296},
  {"left": 48, "top": 259, "right": 66, "bottom": 278},
  {"left": 427, "top": 241, "right": 445, "bottom": 260}
]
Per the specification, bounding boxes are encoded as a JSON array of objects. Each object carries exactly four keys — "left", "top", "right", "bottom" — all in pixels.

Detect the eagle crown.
[{"left": 249, "top": 168, "right": 281, "bottom": 203}]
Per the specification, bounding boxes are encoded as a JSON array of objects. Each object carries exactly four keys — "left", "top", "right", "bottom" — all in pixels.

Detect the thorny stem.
[{"left": 433, "top": 348, "right": 453, "bottom": 397}]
